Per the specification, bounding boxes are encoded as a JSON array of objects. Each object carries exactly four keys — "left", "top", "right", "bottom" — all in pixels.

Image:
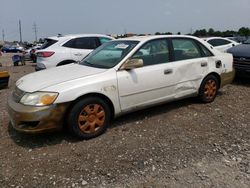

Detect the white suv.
[{"left": 35, "top": 34, "right": 113, "bottom": 71}]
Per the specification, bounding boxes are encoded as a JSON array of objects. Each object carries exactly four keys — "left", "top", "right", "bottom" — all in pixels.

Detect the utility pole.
[
  {"left": 19, "top": 20, "right": 22, "bottom": 43},
  {"left": 33, "top": 23, "right": 38, "bottom": 43},
  {"left": 2, "top": 29, "right": 5, "bottom": 43},
  {"left": 190, "top": 27, "right": 193, "bottom": 35}
]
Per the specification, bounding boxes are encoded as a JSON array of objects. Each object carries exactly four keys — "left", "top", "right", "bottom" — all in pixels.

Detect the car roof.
[
  {"left": 47, "top": 34, "right": 113, "bottom": 41},
  {"left": 203, "top": 37, "right": 230, "bottom": 41},
  {"left": 203, "top": 37, "right": 239, "bottom": 44},
  {"left": 116, "top": 35, "right": 203, "bottom": 42}
]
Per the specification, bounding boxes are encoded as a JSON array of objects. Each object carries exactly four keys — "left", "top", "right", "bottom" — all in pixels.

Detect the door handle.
[
  {"left": 164, "top": 69, "right": 173, "bottom": 74},
  {"left": 74, "top": 53, "right": 82, "bottom": 56},
  {"left": 201, "top": 62, "right": 208, "bottom": 67}
]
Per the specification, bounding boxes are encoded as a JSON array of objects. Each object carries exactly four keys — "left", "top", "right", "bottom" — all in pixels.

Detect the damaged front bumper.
[{"left": 7, "top": 96, "right": 69, "bottom": 133}]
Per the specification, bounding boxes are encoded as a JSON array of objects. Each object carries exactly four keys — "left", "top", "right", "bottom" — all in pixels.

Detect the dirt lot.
[{"left": 0, "top": 53, "right": 250, "bottom": 187}]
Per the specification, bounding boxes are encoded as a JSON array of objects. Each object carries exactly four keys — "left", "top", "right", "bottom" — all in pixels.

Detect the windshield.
[
  {"left": 243, "top": 38, "right": 250, "bottom": 44},
  {"left": 80, "top": 40, "right": 139, "bottom": 68}
]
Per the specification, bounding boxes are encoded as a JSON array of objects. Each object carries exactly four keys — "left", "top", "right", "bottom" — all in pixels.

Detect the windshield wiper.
[
  {"left": 81, "top": 60, "right": 94, "bottom": 66},
  {"left": 80, "top": 60, "right": 109, "bottom": 69}
]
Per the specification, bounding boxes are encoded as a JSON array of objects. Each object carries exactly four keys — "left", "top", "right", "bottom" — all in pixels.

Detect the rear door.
[{"left": 169, "top": 38, "right": 215, "bottom": 98}]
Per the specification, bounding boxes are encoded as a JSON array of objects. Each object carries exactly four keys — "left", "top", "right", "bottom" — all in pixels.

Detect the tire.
[
  {"left": 67, "top": 97, "right": 111, "bottom": 139},
  {"left": 199, "top": 75, "right": 219, "bottom": 103}
]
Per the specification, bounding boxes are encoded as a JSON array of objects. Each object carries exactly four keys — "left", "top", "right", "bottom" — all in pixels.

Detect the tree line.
[
  {"left": 193, "top": 27, "right": 250, "bottom": 37},
  {"left": 154, "top": 27, "right": 250, "bottom": 37}
]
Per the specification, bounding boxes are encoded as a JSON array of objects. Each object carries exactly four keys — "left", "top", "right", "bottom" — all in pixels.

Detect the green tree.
[
  {"left": 208, "top": 28, "right": 214, "bottom": 36},
  {"left": 238, "top": 27, "right": 250, "bottom": 36}
]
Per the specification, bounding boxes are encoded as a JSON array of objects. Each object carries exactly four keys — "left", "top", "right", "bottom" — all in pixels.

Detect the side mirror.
[{"left": 120, "top": 58, "right": 143, "bottom": 70}]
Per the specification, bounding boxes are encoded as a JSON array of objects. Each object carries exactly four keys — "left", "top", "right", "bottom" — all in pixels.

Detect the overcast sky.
[{"left": 1, "top": 0, "right": 250, "bottom": 42}]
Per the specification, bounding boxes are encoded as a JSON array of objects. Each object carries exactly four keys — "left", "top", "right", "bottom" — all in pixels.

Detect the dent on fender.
[{"left": 101, "top": 85, "right": 117, "bottom": 93}]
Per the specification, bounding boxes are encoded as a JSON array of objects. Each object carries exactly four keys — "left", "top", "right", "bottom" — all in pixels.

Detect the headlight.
[{"left": 20, "top": 92, "right": 58, "bottom": 106}]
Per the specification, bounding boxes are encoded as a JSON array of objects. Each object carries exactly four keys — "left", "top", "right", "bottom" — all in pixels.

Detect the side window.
[
  {"left": 63, "top": 39, "right": 75, "bottom": 48},
  {"left": 207, "top": 39, "right": 231, "bottom": 47},
  {"left": 74, "top": 37, "right": 98, "bottom": 49},
  {"left": 63, "top": 37, "right": 98, "bottom": 49},
  {"left": 131, "top": 39, "right": 169, "bottom": 66},
  {"left": 198, "top": 43, "right": 214, "bottom": 57},
  {"left": 172, "top": 39, "right": 202, "bottom": 61},
  {"left": 99, "top": 37, "right": 112, "bottom": 45}
]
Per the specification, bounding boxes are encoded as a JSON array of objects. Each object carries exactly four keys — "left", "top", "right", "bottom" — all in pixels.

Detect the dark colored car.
[
  {"left": 227, "top": 39, "right": 250, "bottom": 77},
  {"left": 1, "top": 45, "right": 23, "bottom": 53}
]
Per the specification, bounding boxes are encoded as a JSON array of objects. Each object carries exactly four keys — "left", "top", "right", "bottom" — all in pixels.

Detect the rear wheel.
[
  {"left": 199, "top": 75, "right": 219, "bottom": 103},
  {"left": 67, "top": 97, "right": 111, "bottom": 139}
]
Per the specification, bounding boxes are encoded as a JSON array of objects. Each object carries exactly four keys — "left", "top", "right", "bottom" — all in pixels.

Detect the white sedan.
[
  {"left": 8, "top": 35, "right": 235, "bottom": 139},
  {"left": 204, "top": 37, "right": 239, "bottom": 52}
]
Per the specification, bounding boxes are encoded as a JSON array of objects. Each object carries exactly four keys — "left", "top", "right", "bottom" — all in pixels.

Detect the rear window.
[{"left": 40, "top": 39, "right": 58, "bottom": 49}]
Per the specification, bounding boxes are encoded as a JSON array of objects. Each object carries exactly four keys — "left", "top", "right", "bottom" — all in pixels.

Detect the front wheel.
[
  {"left": 67, "top": 97, "right": 111, "bottom": 139},
  {"left": 199, "top": 75, "right": 219, "bottom": 103}
]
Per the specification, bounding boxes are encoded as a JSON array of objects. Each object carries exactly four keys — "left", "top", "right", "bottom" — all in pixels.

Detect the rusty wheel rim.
[
  {"left": 78, "top": 104, "right": 105, "bottom": 134},
  {"left": 204, "top": 79, "right": 217, "bottom": 100}
]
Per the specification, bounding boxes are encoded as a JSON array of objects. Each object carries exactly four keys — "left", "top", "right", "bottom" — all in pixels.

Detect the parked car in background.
[
  {"left": 35, "top": 34, "right": 113, "bottom": 71},
  {"left": 1, "top": 45, "right": 24, "bottom": 53},
  {"left": 23, "top": 44, "right": 43, "bottom": 62},
  {"left": 204, "top": 37, "right": 239, "bottom": 52},
  {"left": 227, "top": 38, "right": 250, "bottom": 77}
]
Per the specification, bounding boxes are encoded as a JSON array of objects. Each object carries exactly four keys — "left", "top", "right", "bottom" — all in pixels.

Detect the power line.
[{"left": 2, "top": 29, "right": 5, "bottom": 42}]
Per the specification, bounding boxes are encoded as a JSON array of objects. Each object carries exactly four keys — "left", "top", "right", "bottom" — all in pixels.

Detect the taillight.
[{"left": 37, "top": 51, "right": 55, "bottom": 58}]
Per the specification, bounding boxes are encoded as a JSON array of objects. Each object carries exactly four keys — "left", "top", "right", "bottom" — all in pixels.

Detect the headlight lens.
[{"left": 20, "top": 92, "right": 58, "bottom": 106}]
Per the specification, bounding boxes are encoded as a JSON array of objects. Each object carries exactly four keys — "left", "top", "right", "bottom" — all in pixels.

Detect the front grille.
[
  {"left": 233, "top": 56, "right": 250, "bottom": 70},
  {"left": 12, "top": 86, "right": 25, "bottom": 102}
]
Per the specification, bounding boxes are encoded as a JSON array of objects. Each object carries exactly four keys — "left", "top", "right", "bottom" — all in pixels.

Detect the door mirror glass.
[{"left": 120, "top": 58, "right": 143, "bottom": 70}]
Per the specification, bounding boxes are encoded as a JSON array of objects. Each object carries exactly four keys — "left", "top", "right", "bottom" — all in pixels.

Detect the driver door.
[{"left": 117, "top": 39, "right": 177, "bottom": 112}]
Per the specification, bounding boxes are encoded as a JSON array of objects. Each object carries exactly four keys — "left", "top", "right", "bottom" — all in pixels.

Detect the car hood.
[
  {"left": 227, "top": 44, "right": 250, "bottom": 58},
  {"left": 16, "top": 64, "right": 107, "bottom": 92}
]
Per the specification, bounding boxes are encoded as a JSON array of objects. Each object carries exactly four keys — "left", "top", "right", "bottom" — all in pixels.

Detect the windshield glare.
[{"left": 80, "top": 40, "right": 139, "bottom": 68}]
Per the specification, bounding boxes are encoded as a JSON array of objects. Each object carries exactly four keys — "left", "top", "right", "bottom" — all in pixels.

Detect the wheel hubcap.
[
  {"left": 204, "top": 79, "right": 217, "bottom": 100},
  {"left": 78, "top": 104, "right": 105, "bottom": 134}
]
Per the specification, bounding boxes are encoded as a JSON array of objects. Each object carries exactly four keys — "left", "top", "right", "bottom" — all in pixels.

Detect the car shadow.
[
  {"left": 7, "top": 123, "right": 80, "bottom": 149},
  {"left": 7, "top": 96, "right": 212, "bottom": 148},
  {"left": 110, "top": 97, "right": 198, "bottom": 129}
]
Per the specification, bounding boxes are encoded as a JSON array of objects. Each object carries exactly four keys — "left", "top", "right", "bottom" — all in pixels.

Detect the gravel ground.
[{"left": 0, "top": 53, "right": 249, "bottom": 188}]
